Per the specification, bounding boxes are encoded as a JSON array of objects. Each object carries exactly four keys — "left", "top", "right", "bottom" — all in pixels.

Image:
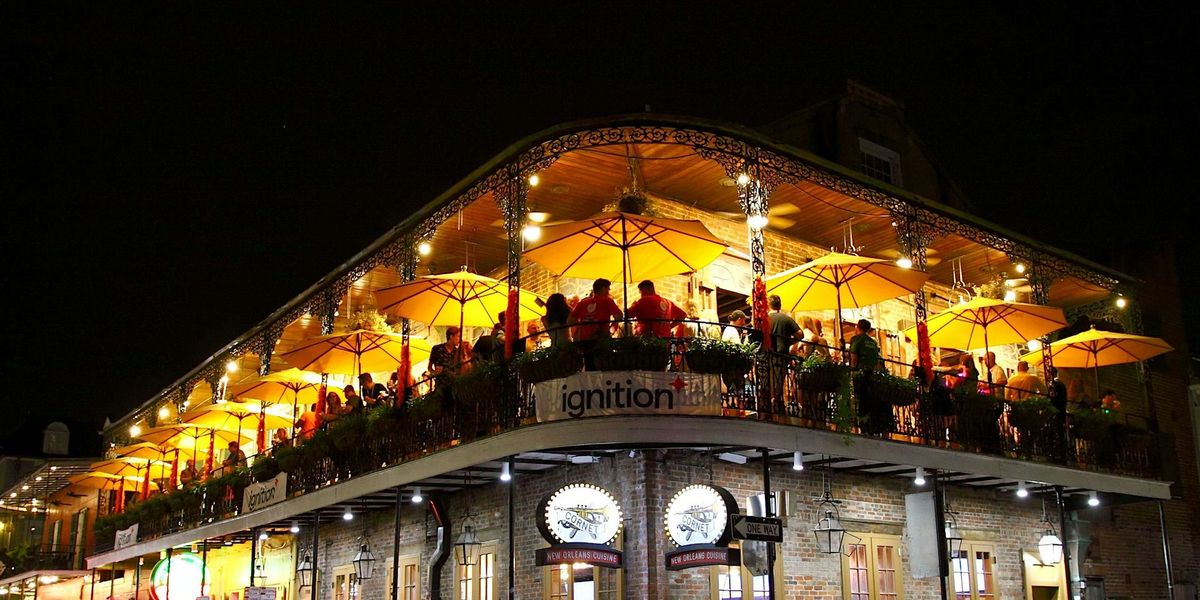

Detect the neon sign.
[{"left": 149, "top": 551, "right": 210, "bottom": 600}]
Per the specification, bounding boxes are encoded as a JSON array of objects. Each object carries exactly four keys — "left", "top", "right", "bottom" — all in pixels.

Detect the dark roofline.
[{"left": 106, "top": 113, "right": 1137, "bottom": 431}]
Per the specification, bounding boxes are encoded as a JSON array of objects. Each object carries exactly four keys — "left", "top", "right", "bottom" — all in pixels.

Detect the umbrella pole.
[
  {"left": 292, "top": 389, "right": 299, "bottom": 439},
  {"left": 835, "top": 286, "right": 845, "bottom": 363},
  {"left": 984, "top": 326, "right": 993, "bottom": 387},
  {"left": 621, "top": 216, "right": 630, "bottom": 334}
]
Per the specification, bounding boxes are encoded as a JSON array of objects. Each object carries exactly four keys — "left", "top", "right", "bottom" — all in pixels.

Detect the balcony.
[{"left": 91, "top": 332, "right": 1164, "bottom": 556}]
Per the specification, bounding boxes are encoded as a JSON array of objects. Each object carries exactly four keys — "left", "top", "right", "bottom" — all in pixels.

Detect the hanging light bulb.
[
  {"left": 1016, "top": 481, "right": 1029, "bottom": 498},
  {"left": 411, "top": 487, "right": 423, "bottom": 504},
  {"left": 258, "top": 531, "right": 268, "bottom": 541},
  {"left": 499, "top": 461, "right": 512, "bottom": 482},
  {"left": 913, "top": 467, "right": 926, "bottom": 486},
  {"left": 129, "top": 424, "right": 142, "bottom": 437},
  {"left": 792, "top": 451, "right": 804, "bottom": 471},
  {"left": 225, "top": 360, "right": 239, "bottom": 373},
  {"left": 1004, "top": 290, "right": 1018, "bottom": 302},
  {"left": 1115, "top": 295, "right": 1128, "bottom": 309},
  {"left": 342, "top": 507, "right": 354, "bottom": 521},
  {"left": 736, "top": 172, "right": 751, "bottom": 186},
  {"left": 417, "top": 241, "right": 432, "bottom": 256},
  {"left": 1087, "top": 491, "right": 1100, "bottom": 507},
  {"left": 1015, "top": 263, "right": 1027, "bottom": 274},
  {"left": 895, "top": 257, "right": 914, "bottom": 269},
  {"left": 289, "top": 521, "right": 300, "bottom": 534},
  {"left": 1026, "top": 338, "right": 1043, "bottom": 352},
  {"left": 528, "top": 173, "right": 540, "bottom": 187},
  {"left": 746, "top": 212, "right": 769, "bottom": 230},
  {"left": 158, "top": 406, "right": 169, "bottom": 419},
  {"left": 522, "top": 223, "right": 542, "bottom": 242}
]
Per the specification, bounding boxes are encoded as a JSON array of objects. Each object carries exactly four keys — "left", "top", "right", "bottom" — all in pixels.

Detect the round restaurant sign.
[
  {"left": 537, "top": 483, "right": 623, "bottom": 546},
  {"left": 149, "top": 551, "right": 209, "bottom": 600},
  {"left": 664, "top": 484, "right": 739, "bottom": 547}
]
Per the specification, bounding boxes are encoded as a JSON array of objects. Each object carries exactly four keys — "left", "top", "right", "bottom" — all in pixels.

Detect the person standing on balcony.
[
  {"left": 984, "top": 351, "right": 1007, "bottom": 391},
  {"left": 627, "top": 280, "right": 687, "bottom": 337},
  {"left": 429, "top": 326, "right": 465, "bottom": 392},
  {"left": 343, "top": 384, "right": 367, "bottom": 414},
  {"left": 298, "top": 404, "right": 321, "bottom": 440},
  {"left": 541, "top": 293, "right": 572, "bottom": 348},
  {"left": 179, "top": 459, "right": 198, "bottom": 487},
  {"left": 222, "top": 441, "right": 246, "bottom": 470},
  {"left": 848, "top": 319, "right": 882, "bottom": 371},
  {"left": 809, "top": 320, "right": 832, "bottom": 360},
  {"left": 722, "top": 310, "right": 748, "bottom": 343},
  {"left": 358, "top": 373, "right": 388, "bottom": 404},
  {"left": 570, "top": 279, "right": 623, "bottom": 369},
  {"left": 766, "top": 295, "right": 801, "bottom": 354},
  {"left": 1047, "top": 366, "right": 1069, "bottom": 460},
  {"left": 472, "top": 317, "right": 505, "bottom": 363},
  {"left": 1005, "top": 361, "right": 1047, "bottom": 401}
]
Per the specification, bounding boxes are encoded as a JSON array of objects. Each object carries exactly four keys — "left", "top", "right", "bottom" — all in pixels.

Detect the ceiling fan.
[{"left": 877, "top": 247, "right": 943, "bottom": 267}]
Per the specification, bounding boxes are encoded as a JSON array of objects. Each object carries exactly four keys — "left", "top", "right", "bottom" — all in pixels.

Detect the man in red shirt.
[
  {"left": 627, "top": 280, "right": 686, "bottom": 337},
  {"left": 569, "top": 278, "right": 623, "bottom": 340}
]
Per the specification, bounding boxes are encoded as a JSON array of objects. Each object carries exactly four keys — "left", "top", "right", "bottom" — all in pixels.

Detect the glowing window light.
[{"left": 149, "top": 552, "right": 209, "bottom": 600}]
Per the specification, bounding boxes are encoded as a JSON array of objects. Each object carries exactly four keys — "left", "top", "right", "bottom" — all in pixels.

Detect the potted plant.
[
  {"left": 593, "top": 335, "right": 672, "bottom": 371},
  {"left": 684, "top": 338, "right": 757, "bottom": 387},
  {"left": 331, "top": 412, "right": 368, "bottom": 453},
  {"left": 514, "top": 345, "right": 584, "bottom": 383},
  {"left": 798, "top": 354, "right": 846, "bottom": 394},
  {"left": 953, "top": 386, "right": 1003, "bottom": 448},
  {"left": 275, "top": 444, "right": 302, "bottom": 474},
  {"left": 452, "top": 360, "right": 504, "bottom": 407},
  {"left": 1070, "top": 407, "right": 1117, "bottom": 442},
  {"left": 368, "top": 403, "right": 408, "bottom": 437},
  {"left": 250, "top": 455, "right": 281, "bottom": 483},
  {"left": 1008, "top": 395, "right": 1058, "bottom": 431}
]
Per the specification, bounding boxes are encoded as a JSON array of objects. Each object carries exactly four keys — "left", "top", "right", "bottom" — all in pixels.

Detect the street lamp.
[
  {"left": 296, "top": 549, "right": 314, "bottom": 587},
  {"left": 1037, "top": 500, "right": 1063, "bottom": 565},
  {"left": 812, "top": 492, "right": 846, "bottom": 555},
  {"left": 454, "top": 516, "right": 482, "bottom": 567}
]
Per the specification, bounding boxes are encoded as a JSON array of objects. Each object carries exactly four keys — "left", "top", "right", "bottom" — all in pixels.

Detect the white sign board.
[
  {"left": 243, "top": 587, "right": 276, "bottom": 600},
  {"left": 114, "top": 523, "right": 139, "bottom": 550},
  {"left": 242, "top": 472, "right": 287, "bottom": 514},
  {"left": 905, "top": 491, "right": 942, "bottom": 579},
  {"left": 534, "top": 371, "right": 722, "bottom": 422}
]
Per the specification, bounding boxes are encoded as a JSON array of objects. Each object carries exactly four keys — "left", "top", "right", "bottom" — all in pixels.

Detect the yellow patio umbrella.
[
  {"left": 229, "top": 368, "right": 323, "bottom": 412},
  {"left": 69, "top": 471, "right": 158, "bottom": 490},
  {"left": 137, "top": 424, "right": 249, "bottom": 477},
  {"left": 91, "top": 458, "right": 173, "bottom": 480},
  {"left": 113, "top": 442, "right": 169, "bottom": 461},
  {"left": 522, "top": 211, "right": 728, "bottom": 283},
  {"left": 374, "top": 271, "right": 545, "bottom": 329},
  {"left": 767, "top": 252, "right": 930, "bottom": 352},
  {"left": 904, "top": 296, "right": 1067, "bottom": 385},
  {"left": 1021, "top": 325, "right": 1172, "bottom": 394},
  {"left": 181, "top": 403, "right": 294, "bottom": 450},
  {"left": 279, "top": 330, "right": 432, "bottom": 375}
]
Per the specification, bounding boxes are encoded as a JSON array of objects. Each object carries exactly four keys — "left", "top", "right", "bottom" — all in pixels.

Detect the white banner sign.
[
  {"left": 243, "top": 587, "right": 277, "bottom": 600},
  {"left": 534, "top": 371, "right": 723, "bottom": 422},
  {"left": 242, "top": 472, "right": 288, "bottom": 514},
  {"left": 904, "top": 491, "right": 941, "bottom": 579},
  {"left": 114, "top": 523, "right": 139, "bottom": 550}
]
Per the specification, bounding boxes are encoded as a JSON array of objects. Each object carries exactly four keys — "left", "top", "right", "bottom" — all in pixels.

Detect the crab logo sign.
[
  {"left": 535, "top": 483, "right": 624, "bottom": 569},
  {"left": 664, "top": 484, "right": 738, "bottom": 548}
]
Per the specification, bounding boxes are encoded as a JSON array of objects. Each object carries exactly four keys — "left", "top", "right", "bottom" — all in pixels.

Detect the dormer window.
[{"left": 858, "top": 138, "right": 902, "bottom": 186}]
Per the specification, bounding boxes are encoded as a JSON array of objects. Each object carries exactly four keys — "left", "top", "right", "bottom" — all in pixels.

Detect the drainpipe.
[
  {"left": 392, "top": 487, "right": 403, "bottom": 600},
  {"left": 427, "top": 497, "right": 450, "bottom": 600}
]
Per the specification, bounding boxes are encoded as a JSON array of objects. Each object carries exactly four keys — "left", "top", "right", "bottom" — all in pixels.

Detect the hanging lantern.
[
  {"left": 944, "top": 521, "right": 964, "bottom": 558},
  {"left": 352, "top": 539, "right": 377, "bottom": 580},
  {"left": 812, "top": 498, "right": 846, "bottom": 555},
  {"left": 296, "top": 550, "right": 314, "bottom": 587},
  {"left": 1038, "top": 526, "right": 1064, "bottom": 565},
  {"left": 454, "top": 517, "right": 482, "bottom": 567}
]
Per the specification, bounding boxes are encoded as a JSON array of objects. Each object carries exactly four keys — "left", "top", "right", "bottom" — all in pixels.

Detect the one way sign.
[{"left": 730, "top": 514, "right": 784, "bottom": 543}]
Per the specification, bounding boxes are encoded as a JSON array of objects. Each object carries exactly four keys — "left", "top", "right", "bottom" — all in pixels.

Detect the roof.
[{"left": 105, "top": 113, "right": 1139, "bottom": 432}]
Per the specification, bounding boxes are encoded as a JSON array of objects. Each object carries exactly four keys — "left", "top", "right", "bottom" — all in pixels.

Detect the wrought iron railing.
[{"left": 92, "top": 320, "right": 1161, "bottom": 555}]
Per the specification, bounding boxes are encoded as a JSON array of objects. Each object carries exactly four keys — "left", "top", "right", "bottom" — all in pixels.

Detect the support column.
[
  {"left": 133, "top": 557, "right": 142, "bottom": 599},
  {"left": 495, "top": 170, "right": 529, "bottom": 361},
  {"left": 259, "top": 323, "right": 283, "bottom": 376},
  {"left": 320, "top": 289, "right": 338, "bottom": 336},
  {"left": 310, "top": 513, "right": 321, "bottom": 600},
  {"left": 250, "top": 527, "right": 258, "bottom": 587},
  {"left": 1158, "top": 501, "right": 1175, "bottom": 599},
  {"left": 89, "top": 568, "right": 96, "bottom": 600},
  {"left": 508, "top": 458, "right": 515, "bottom": 600},
  {"left": 760, "top": 448, "right": 776, "bottom": 600},
  {"left": 398, "top": 234, "right": 418, "bottom": 403},
  {"left": 932, "top": 471, "right": 949, "bottom": 600},
  {"left": 392, "top": 487, "right": 403, "bottom": 600},
  {"left": 895, "top": 215, "right": 935, "bottom": 385},
  {"left": 1054, "top": 486, "right": 1075, "bottom": 600},
  {"left": 1024, "top": 263, "right": 1058, "bottom": 382}
]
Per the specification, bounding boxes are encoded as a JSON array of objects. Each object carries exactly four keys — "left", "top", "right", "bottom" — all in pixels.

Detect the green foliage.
[
  {"left": 346, "top": 309, "right": 394, "bottom": 333},
  {"left": 251, "top": 456, "right": 281, "bottom": 482},
  {"left": 514, "top": 345, "right": 583, "bottom": 382},
  {"left": 798, "top": 353, "right": 847, "bottom": 393},
  {"left": 684, "top": 337, "right": 758, "bottom": 359},
  {"left": 1009, "top": 395, "right": 1058, "bottom": 430}
]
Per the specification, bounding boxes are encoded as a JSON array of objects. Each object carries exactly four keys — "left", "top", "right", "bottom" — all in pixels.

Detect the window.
[
  {"left": 952, "top": 542, "right": 996, "bottom": 600},
  {"left": 543, "top": 533, "right": 623, "bottom": 600},
  {"left": 49, "top": 520, "right": 62, "bottom": 552},
  {"left": 332, "top": 564, "right": 359, "bottom": 600},
  {"left": 710, "top": 541, "right": 784, "bottom": 599},
  {"left": 841, "top": 533, "right": 904, "bottom": 600},
  {"left": 385, "top": 554, "right": 421, "bottom": 600},
  {"left": 457, "top": 542, "right": 498, "bottom": 600},
  {"left": 858, "top": 138, "right": 902, "bottom": 185}
]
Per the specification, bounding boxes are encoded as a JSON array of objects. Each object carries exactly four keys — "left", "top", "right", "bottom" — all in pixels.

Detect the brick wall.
[{"left": 306, "top": 451, "right": 1085, "bottom": 600}]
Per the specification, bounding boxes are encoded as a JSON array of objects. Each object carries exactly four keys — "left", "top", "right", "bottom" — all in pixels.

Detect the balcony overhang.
[
  {"left": 0, "top": 569, "right": 90, "bottom": 588},
  {"left": 87, "top": 415, "right": 1170, "bottom": 569}
]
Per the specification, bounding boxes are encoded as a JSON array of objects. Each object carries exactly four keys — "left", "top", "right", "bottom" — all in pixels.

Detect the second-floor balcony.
[{"left": 90, "top": 330, "right": 1169, "bottom": 557}]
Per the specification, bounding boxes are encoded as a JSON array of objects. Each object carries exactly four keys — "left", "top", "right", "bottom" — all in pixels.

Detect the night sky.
[{"left": 4, "top": 3, "right": 1197, "bottom": 434}]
